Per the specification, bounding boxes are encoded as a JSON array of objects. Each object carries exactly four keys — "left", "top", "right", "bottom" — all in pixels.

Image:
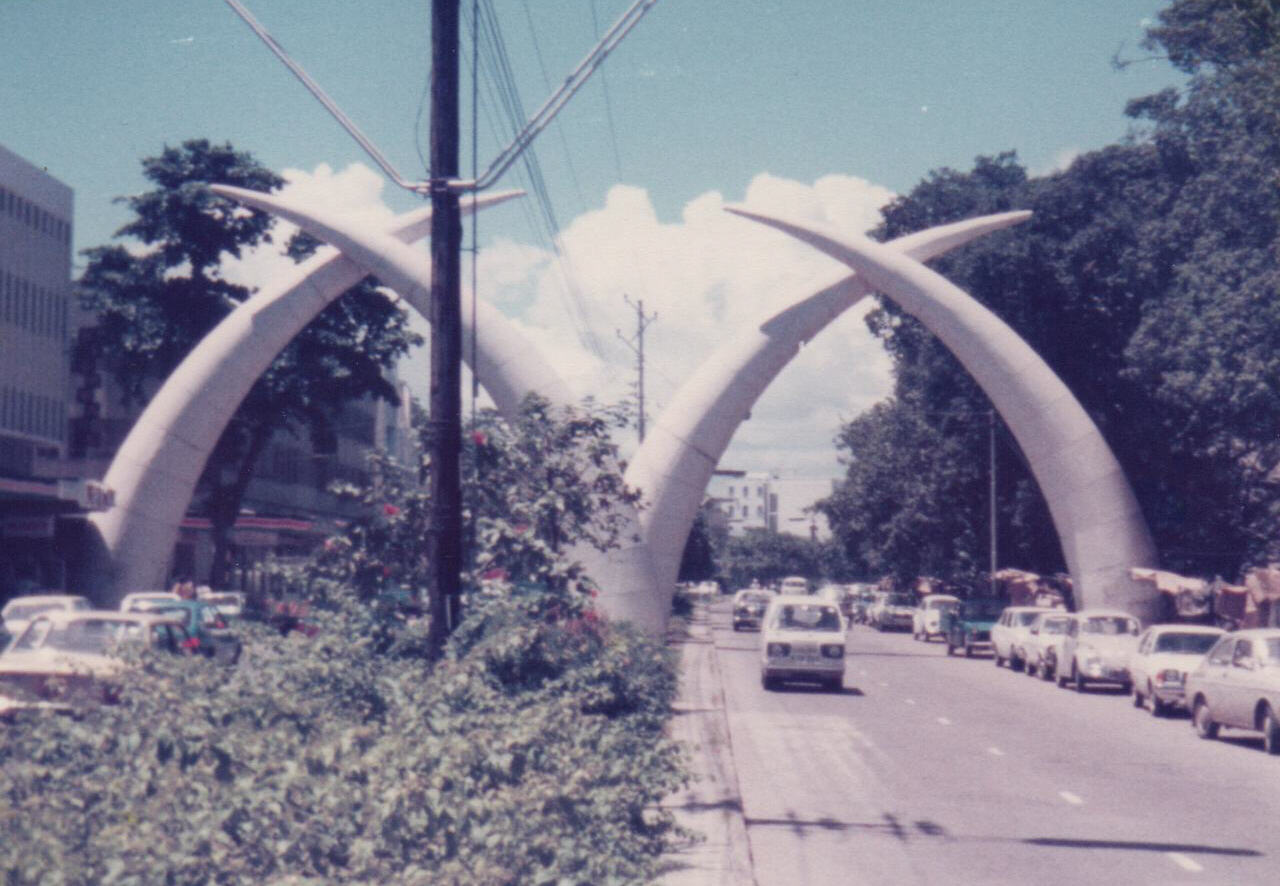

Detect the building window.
[{"left": 757, "top": 486, "right": 764, "bottom": 497}]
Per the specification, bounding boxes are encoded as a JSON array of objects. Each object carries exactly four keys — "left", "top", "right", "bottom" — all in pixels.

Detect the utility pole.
[
  {"left": 616, "top": 294, "right": 656, "bottom": 441},
  {"left": 426, "top": 0, "right": 463, "bottom": 652},
  {"left": 989, "top": 409, "right": 998, "bottom": 598}
]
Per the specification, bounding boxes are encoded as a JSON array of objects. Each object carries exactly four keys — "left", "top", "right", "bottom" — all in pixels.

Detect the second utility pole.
[
  {"left": 616, "top": 294, "right": 657, "bottom": 441},
  {"left": 427, "top": 0, "right": 463, "bottom": 652}
]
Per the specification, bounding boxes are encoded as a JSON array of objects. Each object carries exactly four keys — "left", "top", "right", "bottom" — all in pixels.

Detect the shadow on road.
[{"left": 1024, "top": 837, "right": 1262, "bottom": 857}]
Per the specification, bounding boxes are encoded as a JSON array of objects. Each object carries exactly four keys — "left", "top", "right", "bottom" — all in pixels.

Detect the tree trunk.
[{"left": 208, "top": 423, "right": 274, "bottom": 589}]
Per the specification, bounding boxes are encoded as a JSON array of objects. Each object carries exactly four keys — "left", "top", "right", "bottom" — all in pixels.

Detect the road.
[{"left": 705, "top": 598, "right": 1277, "bottom": 885}]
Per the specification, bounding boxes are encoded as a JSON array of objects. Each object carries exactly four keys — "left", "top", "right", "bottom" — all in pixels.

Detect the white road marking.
[
  {"left": 905, "top": 698, "right": 917, "bottom": 705},
  {"left": 1058, "top": 790, "right": 1084, "bottom": 806},
  {"left": 936, "top": 716, "right": 952, "bottom": 726},
  {"left": 1166, "top": 852, "right": 1202, "bottom": 873},
  {"left": 878, "top": 681, "right": 889, "bottom": 688},
  {"left": 987, "top": 746, "right": 1005, "bottom": 756}
]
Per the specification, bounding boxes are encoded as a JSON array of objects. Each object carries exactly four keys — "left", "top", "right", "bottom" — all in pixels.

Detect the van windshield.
[{"left": 775, "top": 605, "right": 841, "bottom": 632}]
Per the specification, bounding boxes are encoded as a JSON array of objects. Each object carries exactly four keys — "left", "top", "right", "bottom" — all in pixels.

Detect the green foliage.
[
  {"left": 825, "top": 3, "right": 1280, "bottom": 582},
  {"left": 713, "top": 528, "right": 850, "bottom": 590},
  {"left": 0, "top": 398, "right": 685, "bottom": 884},
  {"left": 76, "top": 139, "right": 421, "bottom": 583}
]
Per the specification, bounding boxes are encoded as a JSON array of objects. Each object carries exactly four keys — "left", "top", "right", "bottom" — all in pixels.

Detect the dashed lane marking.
[
  {"left": 1167, "top": 852, "right": 1202, "bottom": 872},
  {"left": 987, "top": 746, "right": 1005, "bottom": 756},
  {"left": 1058, "top": 791, "right": 1084, "bottom": 806},
  {"left": 936, "top": 716, "right": 952, "bottom": 726},
  {"left": 905, "top": 698, "right": 917, "bottom": 705}
]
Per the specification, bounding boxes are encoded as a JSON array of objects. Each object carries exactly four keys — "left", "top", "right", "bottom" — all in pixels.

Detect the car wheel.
[
  {"left": 964, "top": 643, "right": 974, "bottom": 658},
  {"left": 1056, "top": 664, "right": 1068, "bottom": 688},
  {"left": 761, "top": 674, "right": 779, "bottom": 691},
  {"left": 826, "top": 676, "right": 843, "bottom": 692},
  {"left": 1262, "top": 706, "right": 1280, "bottom": 756},
  {"left": 1132, "top": 684, "right": 1145, "bottom": 709},
  {"left": 994, "top": 650, "right": 1004, "bottom": 668},
  {"left": 1038, "top": 658, "right": 1051, "bottom": 681},
  {"left": 1010, "top": 655, "right": 1023, "bottom": 673},
  {"left": 945, "top": 641, "right": 955, "bottom": 656},
  {"left": 1073, "top": 663, "right": 1087, "bottom": 693},
  {"left": 1193, "top": 699, "right": 1219, "bottom": 739},
  {"left": 1150, "top": 694, "right": 1168, "bottom": 718}
]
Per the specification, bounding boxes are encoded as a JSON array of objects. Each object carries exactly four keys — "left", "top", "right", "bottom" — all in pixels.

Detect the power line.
[
  {"left": 589, "top": 0, "right": 625, "bottom": 181},
  {"left": 615, "top": 294, "right": 657, "bottom": 441}
]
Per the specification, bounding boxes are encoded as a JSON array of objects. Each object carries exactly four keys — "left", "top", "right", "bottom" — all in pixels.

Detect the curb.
[{"left": 656, "top": 600, "right": 755, "bottom": 885}]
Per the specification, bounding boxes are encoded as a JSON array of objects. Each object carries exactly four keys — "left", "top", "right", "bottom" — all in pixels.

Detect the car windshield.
[
  {"left": 1014, "top": 611, "right": 1042, "bottom": 627},
  {"left": 3, "top": 602, "right": 61, "bottom": 621},
  {"left": 775, "top": 604, "right": 841, "bottom": 632},
  {"left": 887, "top": 594, "right": 914, "bottom": 607},
  {"left": 40, "top": 619, "right": 147, "bottom": 655},
  {"left": 1040, "top": 617, "right": 1070, "bottom": 634},
  {"left": 1083, "top": 616, "right": 1137, "bottom": 635},
  {"left": 962, "top": 601, "right": 1004, "bottom": 619},
  {"left": 1153, "top": 632, "right": 1221, "bottom": 654}
]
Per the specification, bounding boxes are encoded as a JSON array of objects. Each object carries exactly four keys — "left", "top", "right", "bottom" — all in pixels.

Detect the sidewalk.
[{"left": 656, "top": 600, "right": 755, "bottom": 885}]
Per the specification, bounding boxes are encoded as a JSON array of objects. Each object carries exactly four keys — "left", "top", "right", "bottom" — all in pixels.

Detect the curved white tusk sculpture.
[
  {"left": 203, "top": 186, "right": 663, "bottom": 631},
  {"left": 89, "top": 189, "right": 538, "bottom": 602},
  {"left": 627, "top": 212, "right": 1034, "bottom": 604},
  {"left": 725, "top": 206, "right": 1158, "bottom": 620}
]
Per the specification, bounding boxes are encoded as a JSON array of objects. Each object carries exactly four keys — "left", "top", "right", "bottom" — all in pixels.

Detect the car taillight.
[
  {"left": 181, "top": 637, "right": 201, "bottom": 651},
  {"left": 821, "top": 644, "right": 844, "bottom": 659},
  {"left": 766, "top": 643, "right": 791, "bottom": 657},
  {"left": 1156, "top": 669, "right": 1184, "bottom": 685}
]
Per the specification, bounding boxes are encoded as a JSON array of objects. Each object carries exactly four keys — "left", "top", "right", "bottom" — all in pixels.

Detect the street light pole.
[
  {"left": 426, "top": 0, "right": 463, "bottom": 651},
  {"left": 989, "top": 409, "right": 998, "bottom": 598}
]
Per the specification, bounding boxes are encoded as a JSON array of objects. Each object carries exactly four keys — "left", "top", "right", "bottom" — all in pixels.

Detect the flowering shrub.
[{"left": 0, "top": 395, "right": 684, "bottom": 884}]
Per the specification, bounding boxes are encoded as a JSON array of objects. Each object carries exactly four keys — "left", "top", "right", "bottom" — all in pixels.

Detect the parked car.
[
  {"left": 0, "top": 610, "right": 192, "bottom": 710},
  {"left": 732, "top": 589, "right": 774, "bottom": 632},
  {"left": 1056, "top": 609, "right": 1140, "bottom": 692},
  {"left": 759, "top": 594, "right": 846, "bottom": 691},
  {"left": 1186, "top": 629, "right": 1280, "bottom": 753},
  {"left": 119, "top": 591, "right": 182, "bottom": 613},
  {"left": 1023, "top": 611, "right": 1074, "bottom": 680},
  {"left": 778, "top": 576, "right": 810, "bottom": 595},
  {"left": 1, "top": 594, "right": 91, "bottom": 646},
  {"left": 913, "top": 594, "right": 960, "bottom": 641},
  {"left": 144, "top": 599, "right": 242, "bottom": 664},
  {"left": 1129, "top": 625, "right": 1225, "bottom": 716},
  {"left": 847, "top": 587, "right": 878, "bottom": 624},
  {"left": 942, "top": 597, "right": 1004, "bottom": 657},
  {"left": 867, "top": 592, "right": 915, "bottom": 632},
  {"left": 196, "top": 589, "right": 246, "bottom": 619},
  {"left": 992, "top": 605, "right": 1056, "bottom": 671}
]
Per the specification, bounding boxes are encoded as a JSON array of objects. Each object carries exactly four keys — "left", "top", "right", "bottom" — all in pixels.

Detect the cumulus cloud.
[
  {"left": 1030, "top": 147, "right": 1082, "bottom": 178},
  {"left": 218, "top": 163, "right": 898, "bottom": 481}
]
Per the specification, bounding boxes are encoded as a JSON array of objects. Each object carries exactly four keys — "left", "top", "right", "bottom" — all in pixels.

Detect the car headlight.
[
  {"left": 820, "top": 644, "right": 844, "bottom": 659},
  {"left": 766, "top": 643, "right": 791, "bottom": 658}
]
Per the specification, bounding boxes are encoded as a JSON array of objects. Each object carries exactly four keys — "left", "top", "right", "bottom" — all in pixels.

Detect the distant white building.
[{"left": 706, "top": 470, "right": 834, "bottom": 540}]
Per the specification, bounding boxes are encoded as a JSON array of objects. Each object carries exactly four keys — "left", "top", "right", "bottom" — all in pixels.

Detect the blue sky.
[{"left": 2, "top": 0, "right": 1183, "bottom": 480}]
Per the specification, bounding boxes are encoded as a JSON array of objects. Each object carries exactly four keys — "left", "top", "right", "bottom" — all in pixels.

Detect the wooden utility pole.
[
  {"left": 616, "top": 294, "right": 657, "bottom": 441},
  {"left": 427, "top": 0, "right": 463, "bottom": 651}
]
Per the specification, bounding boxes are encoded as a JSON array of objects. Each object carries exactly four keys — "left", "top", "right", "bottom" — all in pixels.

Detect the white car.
[
  {"left": 1129, "top": 624, "right": 1225, "bottom": 716},
  {"left": 760, "top": 594, "right": 846, "bottom": 691},
  {"left": 118, "top": 591, "right": 182, "bottom": 613},
  {"left": 913, "top": 594, "right": 960, "bottom": 641},
  {"left": 992, "top": 605, "right": 1056, "bottom": 671},
  {"left": 868, "top": 591, "right": 916, "bottom": 632},
  {"left": 0, "top": 610, "right": 191, "bottom": 708},
  {"left": 1186, "top": 629, "right": 1280, "bottom": 753},
  {"left": 1022, "top": 611, "right": 1073, "bottom": 681},
  {"left": 778, "top": 576, "right": 810, "bottom": 595},
  {"left": 196, "top": 589, "right": 246, "bottom": 619},
  {"left": 1, "top": 593, "right": 91, "bottom": 644},
  {"left": 1056, "top": 609, "right": 1141, "bottom": 692}
]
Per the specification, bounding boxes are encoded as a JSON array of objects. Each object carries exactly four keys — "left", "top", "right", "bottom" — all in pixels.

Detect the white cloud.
[{"left": 1030, "top": 147, "right": 1081, "bottom": 178}]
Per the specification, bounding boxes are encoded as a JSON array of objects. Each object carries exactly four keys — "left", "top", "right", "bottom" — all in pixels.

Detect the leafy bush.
[
  {"left": 1, "top": 397, "right": 685, "bottom": 884},
  {"left": 0, "top": 584, "right": 685, "bottom": 885}
]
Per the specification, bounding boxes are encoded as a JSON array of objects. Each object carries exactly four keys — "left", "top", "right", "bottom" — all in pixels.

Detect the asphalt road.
[{"left": 707, "top": 598, "right": 1278, "bottom": 885}]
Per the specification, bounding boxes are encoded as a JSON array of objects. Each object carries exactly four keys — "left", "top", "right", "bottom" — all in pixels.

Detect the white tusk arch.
[
  {"left": 626, "top": 212, "right": 1034, "bottom": 602},
  {"left": 724, "top": 206, "right": 1158, "bottom": 620}
]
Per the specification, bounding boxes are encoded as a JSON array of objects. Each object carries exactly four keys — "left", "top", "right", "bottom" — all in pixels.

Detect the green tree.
[
  {"left": 77, "top": 139, "right": 420, "bottom": 586},
  {"left": 677, "top": 507, "right": 719, "bottom": 582}
]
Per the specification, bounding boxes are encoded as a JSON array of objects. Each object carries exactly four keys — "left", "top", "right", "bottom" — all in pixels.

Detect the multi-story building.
[
  {"left": 0, "top": 144, "right": 113, "bottom": 597},
  {"left": 705, "top": 469, "right": 833, "bottom": 540}
]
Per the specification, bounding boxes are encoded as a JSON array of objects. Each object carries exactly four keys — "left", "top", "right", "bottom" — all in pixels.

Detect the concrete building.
[
  {"left": 0, "top": 145, "right": 115, "bottom": 596},
  {"left": 705, "top": 469, "right": 833, "bottom": 540}
]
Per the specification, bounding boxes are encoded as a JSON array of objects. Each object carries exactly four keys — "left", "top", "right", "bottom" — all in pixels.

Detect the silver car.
[
  {"left": 1056, "top": 609, "right": 1140, "bottom": 692},
  {"left": 1186, "top": 629, "right": 1280, "bottom": 754},
  {"left": 1128, "top": 625, "right": 1224, "bottom": 716}
]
